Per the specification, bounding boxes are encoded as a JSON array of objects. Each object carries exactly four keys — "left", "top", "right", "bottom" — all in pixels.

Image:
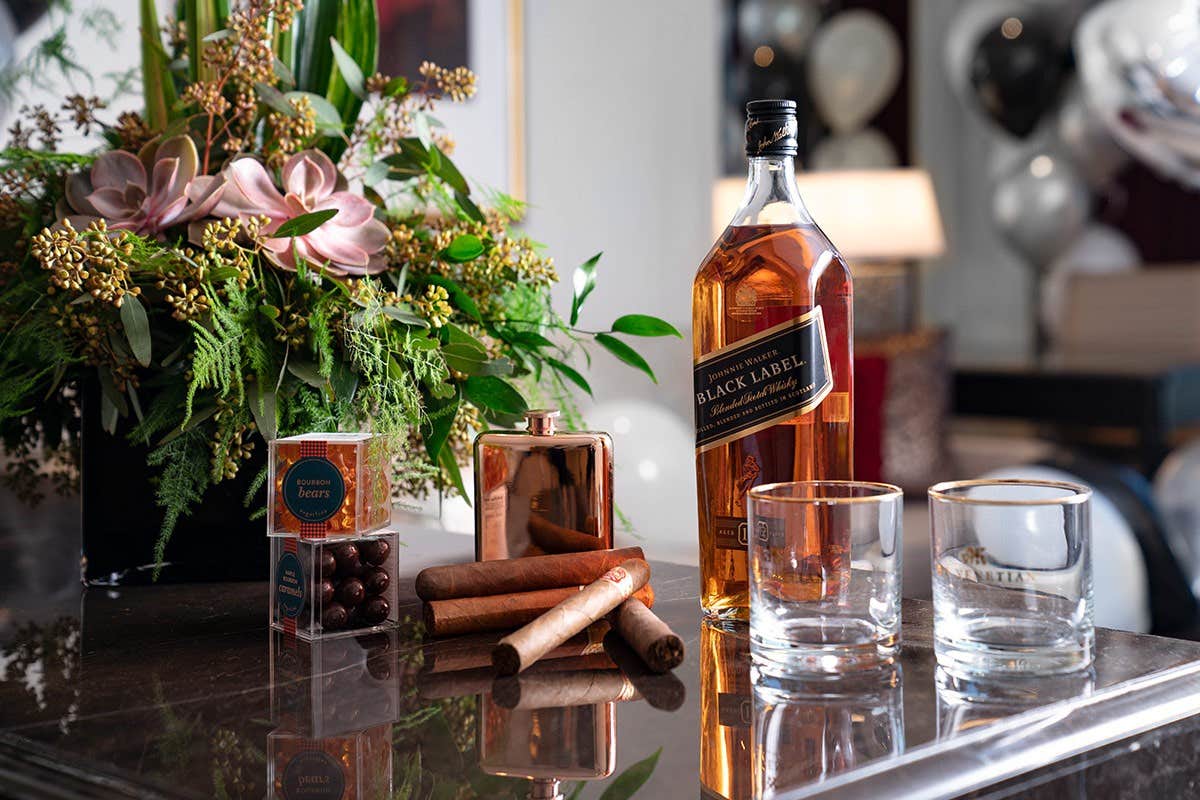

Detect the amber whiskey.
[{"left": 693, "top": 100, "right": 853, "bottom": 619}]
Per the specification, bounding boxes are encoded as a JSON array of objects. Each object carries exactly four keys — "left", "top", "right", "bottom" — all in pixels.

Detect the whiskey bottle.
[{"left": 693, "top": 99, "right": 853, "bottom": 619}]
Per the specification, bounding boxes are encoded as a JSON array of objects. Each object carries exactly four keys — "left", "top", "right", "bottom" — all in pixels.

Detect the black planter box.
[{"left": 81, "top": 382, "right": 268, "bottom": 584}]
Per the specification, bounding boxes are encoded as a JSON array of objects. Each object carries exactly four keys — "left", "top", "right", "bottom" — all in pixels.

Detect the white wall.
[{"left": 525, "top": 0, "right": 720, "bottom": 559}]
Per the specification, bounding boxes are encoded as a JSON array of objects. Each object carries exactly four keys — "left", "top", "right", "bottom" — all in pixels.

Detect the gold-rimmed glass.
[{"left": 929, "top": 479, "right": 1094, "bottom": 676}]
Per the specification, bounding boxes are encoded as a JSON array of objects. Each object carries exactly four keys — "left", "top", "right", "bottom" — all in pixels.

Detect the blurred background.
[{"left": 8, "top": 0, "right": 1200, "bottom": 638}]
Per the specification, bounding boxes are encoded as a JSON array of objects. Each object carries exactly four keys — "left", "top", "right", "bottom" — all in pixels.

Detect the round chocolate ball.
[
  {"left": 361, "top": 596, "right": 390, "bottom": 625},
  {"left": 321, "top": 602, "right": 348, "bottom": 630},
  {"left": 318, "top": 550, "right": 337, "bottom": 578},
  {"left": 367, "top": 657, "right": 393, "bottom": 681},
  {"left": 363, "top": 567, "right": 390, "bottom": 596},
  {"left": 331, "top": 543, "right": 359, "bottom": 574},
  {"left": 319, "top": 579, "right": 336, "bottom": 606},
  {"left": 360, "top": 539, "right": 390, "bottom": 566},
  {"left": 337, "top": 577, "right": 366, "bottom": 607}
]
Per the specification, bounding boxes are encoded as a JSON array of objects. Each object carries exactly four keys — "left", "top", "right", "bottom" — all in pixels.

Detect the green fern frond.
[
  {"left": 184, "top": 295, "right": 244, "bottom": 425},
  {"left": 147, "top": 430, "right": 211, "bottom": 579}
]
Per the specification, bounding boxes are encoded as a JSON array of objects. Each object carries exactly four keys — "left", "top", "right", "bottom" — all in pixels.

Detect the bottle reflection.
[
  {"left": 936, "top": 667, "right": 1096, "bottom": 739},
  {"left": 751, "top": 664, "right": 904, "bottom": 798},
  {"left": 700, "top": 620, "right": 753, "bottom": 800}
]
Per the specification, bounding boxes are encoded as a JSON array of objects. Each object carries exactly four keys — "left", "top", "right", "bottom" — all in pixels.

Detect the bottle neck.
[{"left": 731, "top": 155, "right": 813, "bottom": 228}]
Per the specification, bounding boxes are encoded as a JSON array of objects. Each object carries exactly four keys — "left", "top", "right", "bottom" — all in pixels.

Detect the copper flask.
[{"left": 473, "top": 409, "right": 614, "bottom": 561}]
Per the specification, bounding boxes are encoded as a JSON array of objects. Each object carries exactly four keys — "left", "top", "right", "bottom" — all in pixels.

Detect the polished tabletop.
[{"left": 4, "top": 527, "right": 1200, "bottom": 799}]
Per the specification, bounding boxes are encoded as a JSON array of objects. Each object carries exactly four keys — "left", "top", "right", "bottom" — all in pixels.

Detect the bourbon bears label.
[
  {"left": 282, "top": 457, "right": 346, "bottom": 523},
  {"left": 693, "top": 308, "right": 833, "bottom": 452}
]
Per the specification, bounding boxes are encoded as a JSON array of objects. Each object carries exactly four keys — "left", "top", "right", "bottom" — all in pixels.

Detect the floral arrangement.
[{"left": 0, "top": 0, "right": 677, "bottom": 565}]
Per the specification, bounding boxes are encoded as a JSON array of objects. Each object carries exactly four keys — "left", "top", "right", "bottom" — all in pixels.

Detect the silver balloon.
[
  {"left": 1056, "top": 81, "right": 1130, "bottom": 188},
  {"left": 1155, "top": 439, "right": 1200, "bottom": 598},
  {"left": 992, "top": 150, "right": 1091, "bottom": 266},
  {"left": 1076, "top": 0, "right": 1200, "bottom": 189},
  {"left": 1040, "top": 223, "right": 1139, "bottom": 338},
  {"left": 809, "top": 128, "right": 899, "bottom": 171}
]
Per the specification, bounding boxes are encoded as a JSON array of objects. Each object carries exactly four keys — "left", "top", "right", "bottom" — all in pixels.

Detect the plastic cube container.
[
  {"left": 271, "top": 530, "right": 399, "bottom": 640},
  {"left": 269, "top": 433, "right": 391, "bottom": 538},
  {"left": 270, "top": 629, "right": 399, "bottom": 737},
  {"left": 268, "top": 724, "right": 393, "bottom": 800}
]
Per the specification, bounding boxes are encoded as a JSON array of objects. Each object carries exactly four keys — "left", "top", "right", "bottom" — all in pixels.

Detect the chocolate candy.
[
  {"left": 361, "top": 596, "right": 390, "bottom": 625},
  {"left": 319, "top": 579, "right": 335, "bottom": 605},
  {"left": 321, "top": 602, "right": 348, "bottom": 630},
  {"left": 364, "top": 567, "right": 390, "bottom": 596},
  {"left": 318, "top": 550, "right": 337, "bottom": 578},
  {"left": 337, "top": 577, "right": 366, "bottom": 607},
  {"left": 360, "top": 538, "right": 390, "bottom": 566},
  {"left": 331, "top": 543, "right": 359, "bottom": 573}
]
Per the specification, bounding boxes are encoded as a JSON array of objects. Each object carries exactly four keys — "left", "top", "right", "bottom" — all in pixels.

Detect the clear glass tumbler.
[
  {"left": 929, "top": 479, "right": 1094, "bottom": 675},
  {"left": 748, "top": 481, "right": 903, "bottom": 676}
]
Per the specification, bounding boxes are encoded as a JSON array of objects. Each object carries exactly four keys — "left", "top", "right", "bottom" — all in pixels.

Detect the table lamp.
[{"left": 712, "top": 168, "right": 946, "bottom": 337}]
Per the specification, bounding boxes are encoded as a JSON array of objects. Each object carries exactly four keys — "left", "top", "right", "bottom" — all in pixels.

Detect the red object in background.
[{"left": 854, "top": 353, "right": 889, "bottom": 483}]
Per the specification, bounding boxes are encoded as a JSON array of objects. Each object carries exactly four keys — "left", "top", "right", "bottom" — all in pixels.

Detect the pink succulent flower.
[
  {"left": 209, "top": 149, "right": 390, "bottom": 276},
  {"left": 63, "top": 136, "right": 223, "bottom": 238}
]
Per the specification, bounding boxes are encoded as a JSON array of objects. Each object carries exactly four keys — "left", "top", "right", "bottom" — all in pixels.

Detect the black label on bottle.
[
  {"left": 714, "top": 516, "right": 749, "bottom": 551},
  {"left": 694, "top": 308, "right": 833, "bottom": 453},
  {"left": 717, "top": 692, "right": 752, "bottom": 727}
]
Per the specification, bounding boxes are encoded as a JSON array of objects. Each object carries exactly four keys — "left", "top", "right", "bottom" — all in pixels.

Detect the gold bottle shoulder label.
[{"left": 693, "top": 308, "right": 833, "bottom": 453}]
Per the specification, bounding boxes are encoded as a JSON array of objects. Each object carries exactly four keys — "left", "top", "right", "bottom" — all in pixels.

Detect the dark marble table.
[{"left": 3, "top": 527, "right": 1200, "bottom": 799}]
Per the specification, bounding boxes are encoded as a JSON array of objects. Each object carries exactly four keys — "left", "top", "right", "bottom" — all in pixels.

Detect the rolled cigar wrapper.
[
  {"left": 424, "top": 584, "right": 654, "bottom": 638},
  {"left": 415, "top": 547, "right": 645, "bottom": 600},
  {"left": 609, "top": 597, "right": 685, "bottom": 673},
  {"left": 527, "top": 513, "right": 608, "bottom": 553},
  {"left": 421, "top": 622, "right": 610, "bottom": 673},
  {"left": 492, "top": 669, "right": 639, "bottom": 710},
  {"left": 493, "top": 559, "right": 651, "bottom": 675},
  {"left": 602, "top": 631, "right": 687, "bottom": 712}
]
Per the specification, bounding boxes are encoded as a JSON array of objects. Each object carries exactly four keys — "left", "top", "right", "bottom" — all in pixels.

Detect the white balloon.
[
  {"left": 1154, "top": 439, "right": 1200, "bottom": 596},
  {"left": 1056, "top": 80, "right": 1130, "bottom": 188},
  {"left": 1077, "top": 0, "right": 1200, "bottom": 189},
  {"left": 807, "top": 10, "right": 901, "bottom": 133},
  {"left": 979, "top": 465, "right": 1151, "bottom": 633},
  {"left": 1040, "top": 224, "right": 1139, "bottom": 338},
  {"left": 808, "top": 128, "right": 899, "bottom": 171},
  {"left": 992, "top": 150, "right": 1092, "bottom": 266}
]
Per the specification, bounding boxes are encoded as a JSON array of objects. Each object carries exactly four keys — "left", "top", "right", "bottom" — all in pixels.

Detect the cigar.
[
  {"left": 527, "top": 513, "right": 608, "bottom": 553},
  {"left": 609, "top": 597, "right": 685, "bottom": 673},
  {"left": 417, "top": 652, "right": 617, "bottom": 701},
  {"left": 423, "top": 584, "right": 655, "bottom": 638},
  {"left": 415, "top": 547, "right": 646, "bottom": 601},
  {"left": 493, "top": 559, "right": 651, "bottom": 675},
  {"left": 421, "top": 623, "right": 609, "bottom": 673},
  {"left": 492, "top": 669, "right": 639, "bottom": 709},
  {"left": 603, "top": 631, "right": 687, "bottom": 712}
]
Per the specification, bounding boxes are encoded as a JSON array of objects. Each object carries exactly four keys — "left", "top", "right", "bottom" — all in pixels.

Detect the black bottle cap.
[{"left": 745, "top": 99, "right": 799, "bottom": 158}]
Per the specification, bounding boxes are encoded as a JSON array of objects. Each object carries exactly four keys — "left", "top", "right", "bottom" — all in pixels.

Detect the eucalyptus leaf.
[
  {"left": 119, "top": 294, "right": 152, "bottom": 367},
  {"left": 286, "top": 359, "right": 326, "bottom": 389},
  {"left": 440, "top": 343, "right": 487, "bottom": 375},
  {"left": 611, "top": 313, "right": 682, "bottom": 338},
  {"left": 273, "top": 56, "right": 296, "bottom": 88},
  {"left": 363, "top": 159, "right": 389, "bottom": 188},
  {"left": 381, "top": 306, "right": 430, "bottom": 327},
  {"left": 329, "top": 37, "right": 366, "bottom": 100},
  {"left": 595, "top": 333, "right": 656, "bottom": 383},
  {"left": 202, "top": 28, "right": 231, "bottom": 41},
  {"left": 127, "top": 382, "right": 145, "bottom": 426},
  {"left": 597, "top": 748, "right": 661, "bottom": 800},
  {"left": 569, "top": 252, "right": 601, "bottom": 326},
  {"left": 255, "top": 82, "right": 294, "bottom": 116},
  {"left": 443, "top": 233, "right": 484, "bottom": 263},
  {"left": 274, "top": 208, "right": 338, "bottom": 238},
  {"left": 249, "top": 384, "right": 277, "bottom": 441},
  {"left": 439, "top": 446, "right": 470, "bottom": 505},
  {"left": 464, "top": 375, "right": 527, "bottom": 415},
  {"left": 547, "top": 357, "right": 594, "bottom": 397},
  {"left": 433, "top": 145, "right": 469, "bottom": 195},
  {"left": 455, "top": 190, "right": 485, "bottom": 223}
]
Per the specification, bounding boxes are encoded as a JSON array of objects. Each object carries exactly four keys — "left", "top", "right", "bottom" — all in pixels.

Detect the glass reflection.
[
  {"left": 936, "top": 667, "right": 1096, "bottom": 740},
  {"left": 751, "top": 664, "right": 904, "bottom": 797},
  {"left": 701, "top": 620, "right": 753, "bottom": 800}
]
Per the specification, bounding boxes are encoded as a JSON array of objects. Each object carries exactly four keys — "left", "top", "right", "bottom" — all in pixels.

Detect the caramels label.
[
  {"left": 282, "top": 456, "right": 347, "bottom": 523},
  {"left": 275, "top": 552, "right": 305, "bottom": 619},
  {"left": 281, "top": 750, "right": 345, "bottom": 799},
  {"left": 693, "top": 308, "right": 832, "bottom": 453}
]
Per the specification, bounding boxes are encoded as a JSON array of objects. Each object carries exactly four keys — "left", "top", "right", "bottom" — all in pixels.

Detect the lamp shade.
[{"left": 712, "top": 168, "right": 946, "bottom": 261}]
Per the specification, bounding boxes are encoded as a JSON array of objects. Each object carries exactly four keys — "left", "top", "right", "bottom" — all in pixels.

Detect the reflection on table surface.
[{"left": 3, "top": 544, "right": 1200, "bottom": 799}]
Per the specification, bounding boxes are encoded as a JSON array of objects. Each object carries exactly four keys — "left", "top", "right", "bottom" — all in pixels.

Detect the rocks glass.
[
  {"left": 929, "top": 479, "right": 1095, "bottom": 675},
  {"left": 748, "top": 481, "right": 903, "bottom": 676}
]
